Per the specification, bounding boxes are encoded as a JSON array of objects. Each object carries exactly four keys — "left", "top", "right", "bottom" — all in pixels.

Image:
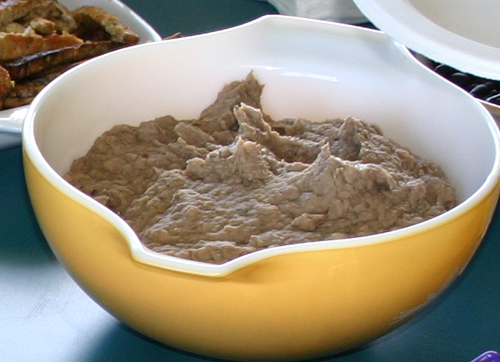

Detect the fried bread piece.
[
  {"left": 71, "top": 5, "right": 139, "bottom": 44},
  {"left": 0, "top": 0, "right": 35, "bottom": 26},
  {"left": 3, "top": 40, "right": 122, "bottom": 79},
  {"left": 18, "top": 0, "right": 77, "bottom": 32},
  {"left": 0, "top": 65, "right": 12, "bottom": 108},
  {"left": 2, "top": 61, "right": 72, "bottom": 107},
  {"left": 0, "top": 0, "right": 141, "bottom": 110},
  {"left": 0, "top": 30, "right": 83, "bottom": 60}
]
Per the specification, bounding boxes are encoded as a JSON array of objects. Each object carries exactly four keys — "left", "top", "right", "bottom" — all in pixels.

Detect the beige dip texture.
[{"left": 65, "top": 73, "right": 457, "bottom": 264}]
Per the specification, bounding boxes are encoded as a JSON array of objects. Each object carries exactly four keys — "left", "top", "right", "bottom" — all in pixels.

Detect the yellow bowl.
[{"left": 22, "top": 15, "right": 500, "bottom": 361}]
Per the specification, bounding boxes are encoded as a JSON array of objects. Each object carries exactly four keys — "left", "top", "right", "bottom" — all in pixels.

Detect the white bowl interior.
[{"left": 24, "top": 15, "right": 500, "bottom": 275}]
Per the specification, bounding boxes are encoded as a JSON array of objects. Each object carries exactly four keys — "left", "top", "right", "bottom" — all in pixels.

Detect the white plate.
[
  {"left": 0, "top": 0, "right": 161, "bottom": 150},
  {"left": 352, "top": 0, "right": 500, "bottom": 81}
]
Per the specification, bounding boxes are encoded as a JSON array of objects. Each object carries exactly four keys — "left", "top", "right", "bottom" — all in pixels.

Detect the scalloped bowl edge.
[{"left": 21, "top": 15, "right": 500, "bottom": 360}]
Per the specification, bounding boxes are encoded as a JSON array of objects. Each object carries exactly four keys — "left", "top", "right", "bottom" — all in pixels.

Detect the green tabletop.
[{"left": 1, "top": 1, "right": 499, "bottom": 361}]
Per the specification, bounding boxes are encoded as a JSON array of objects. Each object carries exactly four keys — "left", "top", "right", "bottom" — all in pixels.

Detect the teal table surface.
[{"left": 1, "top": 1, "right": 500, "bottom": 361}]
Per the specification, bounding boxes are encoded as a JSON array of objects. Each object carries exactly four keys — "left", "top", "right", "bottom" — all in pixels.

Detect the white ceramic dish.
[
  {"left": 353, "top": 0, "right": 500, "bottom": 81},
  {"left": 0, "top": 0, "right": 161, "bottom": 150}
]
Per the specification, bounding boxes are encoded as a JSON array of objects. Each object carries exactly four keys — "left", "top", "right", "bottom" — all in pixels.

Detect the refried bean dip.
[{"left": 65, "top": 73, "right": 457, "bottom": 264}]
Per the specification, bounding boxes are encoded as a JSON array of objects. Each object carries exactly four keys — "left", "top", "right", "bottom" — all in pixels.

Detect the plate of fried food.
[{"left": 0, "top": 0, "right": 162, "bottom": 149}]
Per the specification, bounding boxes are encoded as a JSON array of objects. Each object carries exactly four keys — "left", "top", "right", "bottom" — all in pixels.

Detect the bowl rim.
[{"left": 22, "top": 15, "right": 500, "bottom": 277}]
